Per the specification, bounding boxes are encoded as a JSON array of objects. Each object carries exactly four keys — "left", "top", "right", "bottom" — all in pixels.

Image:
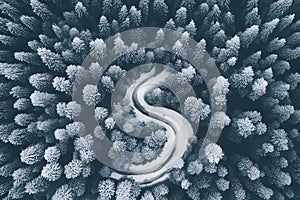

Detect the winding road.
[{"left": 110, "top": 67, "right": 195, "bottom": 187}]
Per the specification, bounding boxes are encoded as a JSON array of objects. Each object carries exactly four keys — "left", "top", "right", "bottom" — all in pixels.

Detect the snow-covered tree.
[
  {"left": 153, "top": 0, "right": 168, "bottom": 19},
  {"left": 52, "top": 184, "right": 74, "bottom": 200},
  {"left": 37, "top": 48, "right": 66, "bottom": 72},
  {"left": 212, "top": 76, "right": 230, "bottom": 106},
  {"left": 240, "top": 25, "right": 259, "bottom": 48},
  {"left": 20, "top": 143, "right": 45, "bottom": 165},
  {"left": 139, "top": 0, "right": 149, "bottom": 21},
  {"left": 89, "top": 38, "right": 106, "bottom": 60},
  {"left": 64, "top": 159, "right": 83, "bottom": 179},
  {"left": 41, "top": 163, "right": 63, "bottom": 182},
  {"left": 98, "top": 179, "right": 115, "bottom": 200},
  {"left": 116, "top": 180, "right": 140, "bottom": 200},
  {"left": 101, "top": 76, "right": 115, "bottom": 93},
  {"left": 82, "top": 84, "right": 101, "bottom": 106},
  {"left": 175, "top": 7, "right": 187, "bottom": 26},
  {"left": 25, "top": 175, "right": 49, "bottom": 195},
  {"left": 267, "top": 0, "right": 293, "bottom": 20},
  {"left": 105, "top": 117, "right": 116, "bottom": 130},
  {"left": 30, "top": 0, "right": 54, "bottom": 21},
  {"left": 187, "top": 159, "right": 203, "bottom": 175},
  {"left": 184, "top": 96, "right": 211, "bottom": 122},
  {"left": 260, "top": 18, "right": 279, "bottom": 42},
  {"left": 249, "top": 78, "right": 268, "bottom": 100},
  {"left": 52, "top": 76, "right": 71, "bottom": 94},
  {"left": 75, "top": 2, "right": 87, "bottom": 18},
  {"left": 129, "top": 6, "right": 142, "bottom": 28},
  {"left": 98, "top": 16, "right": 110, "bottom": 38},
  {"left": 205, "top": 143, "right": 224, "bottom": 164},
  {"left": 44, "top": 146, "right": 61, "bottom": 163},
  {"left": 106, "top": 65, "right": 126, "bottom": 81}
]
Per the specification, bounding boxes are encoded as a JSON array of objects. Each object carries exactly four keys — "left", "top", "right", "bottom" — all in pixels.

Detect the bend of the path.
[{"left": 110, "top": 68, "right": 194, "bottom": 187}]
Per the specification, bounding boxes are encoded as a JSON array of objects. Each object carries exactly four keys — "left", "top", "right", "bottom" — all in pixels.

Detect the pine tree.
[
  {"left": 0, "top": 2, "right": 20, "bottom": 21},
  {"left": 101, "top": 76, "right": 115, "bottom": 93},
  {"left": 14, "top": 52, "right": 41, "bottom": 65},
  {"left": 20, "top": 15, "right": 40, "bottom": 32},
  {"left": 187, "top": 160, "right": 203, "bottom": 175},
  {"left": 6, "top": 22, "right": 29, "bottom": 37},
  {"left": 116, "top": 180, "right": 140, "bottom": 200},
  {"left": 89, "top": 38, "right": 106, "bottom": 60},
  {"left": 265, "top": 166, "right": 291, "bottom": 187},
  {"left": 216, "top": 178, "right": 230, "bottom": 191},
  {"left": 165, "top": 18, "right": 176, "bottom": 30},
  {"left": 0, "top": 63, "right": 30, "bottom": 82},
  {"left": 175, "top": 7, "right": 188, "bottom": 27},
  {"left": 14, "top": 113, "right": 35, "bottom": 127},
  {"left": 9, "top": 128, "right": 28, "bottom": 145},
  {"left": 249, "top": 77, "right": 268, "bottom": 100},
  {"left": 20, "top": 143, "right": 45, "bottom": 165},
  {"left": 71, "top": 36, "right": 86, "bottom": 54},
  {"left": 210, "top": 111, "right": 231, "bottom": 129},
  {"left": 30, "top": 0, "right": 55, "bottom": 21},
  {"left": 119, "top": 5, "right": 128, "bottom": 23},
  {"left": 237, "top": 157, "right": 261, "bottom": 180},
  {"left": 52, "top": 184, "right": 74, "bottom": 200},
  {"left": 105, "top": 117, "right": 116, "bottom": 130},
  {"left": 139, "top": 0, "right": 149, "bottom": 21},
  {"left": 102, "top": 0, "right": 122, "bottom": 17},
  {"left": 64, "top": 159, "right": 83, "bottom": 179},
  {"left": 98, "top": 16, "right": 111, "bottom": 38},
  {"left": 66, "top": 122, "right": 86, "bottom": 137},
  {"left": 30, "top": 90, "right": 57, "bottom": 107},
  {"left": 245, "top": 7, "right": 261, "bottom": 27},
  {"left": 243, "top": 51, "right": 261, "bottom": 66},
  {"left": 141, "top": 191, "right": 155, "bottom": 200},
  {"left": 29, "top": 73, "right": 53, "bottom": 91},
  {"left": 25, "top": 175, "right": 49, "bottom": 195},
  {"left": 37, "top": 48, "right": 66, "bottom": 72},
  {"left": 269, "top": 81, "right": 290, "bottom": 100},
  {"left": 277, "top": 14, "right": 295, "bottom": 32},
  {"left": 0, "top": 34, "right": 18, "bottom": 46},
  {"left": 286, "top": 72, "right": 300, "bottom": 90},
  {"left": 245, "top": 180, "right": 273, "bottom": 199},
  {"left": 44, "top": 146, "right": 61, "bottom": 163},
  {"left": 185, "top": 20, "right": 197, "bottom": 36},
  {"left": 205, "top": 143, "right": 224, "bottom": 164},
  {"left": 13, "top": 98, "right": 32, "bottom": 111},
  {"left": 240, "top": 25, "right": 259, "bottom": 48},
  {"left": 98, "top": 179, "right": 115, "bottom": 200},
  {"left": 213, "top": 30, "right": 226, "bottom": 47},
  {"left": 129, "top": 6, "right": 142, "bottom": 28},
  {"left": 212, "top": 76, "right": 230, "bottom": 106},
  {"left": 279, "top": 46, "right": 300, "bottom": 60},
  {"left": 267, "top": 37, "right": 286, "bottom": 53},
  {"left": 260, "top": 18, "right": 279, "bottom": 42},
  {"left": 52, "top": 76, "right": 71, "bottom": 94},
  {"left": 75, "top": 2, "right": 88, "bottom": 18},
  {"left": 82, "top": 84, "right": 101, "bottom": 106},
  {"left": 184, "top": 96, "right": 210, "bottom": 122},
  {"left": 106, "top": 65, "right": 126, "bottom": 81},
  {"left": 41, "top": 162, "right": 63, "bottom": 181},
  {"left": 113, "top": 36, "right": 128, "bottom": 57},
  {"left": 267, "top": 0, "right": 293, "bottom": 20},
  {"left": 153, "top": 0, "right": 169, "bottom": 19},
  {"left": 230, "top": 66, "right": 254, "bottom": 89},
  {"left": 270, "top": 129, "right": 289, "bottom": 151}
]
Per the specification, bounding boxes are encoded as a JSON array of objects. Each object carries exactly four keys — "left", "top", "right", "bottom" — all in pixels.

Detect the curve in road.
[{"left": 110, "top": 68, "right": 195, "bottom": 187}]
